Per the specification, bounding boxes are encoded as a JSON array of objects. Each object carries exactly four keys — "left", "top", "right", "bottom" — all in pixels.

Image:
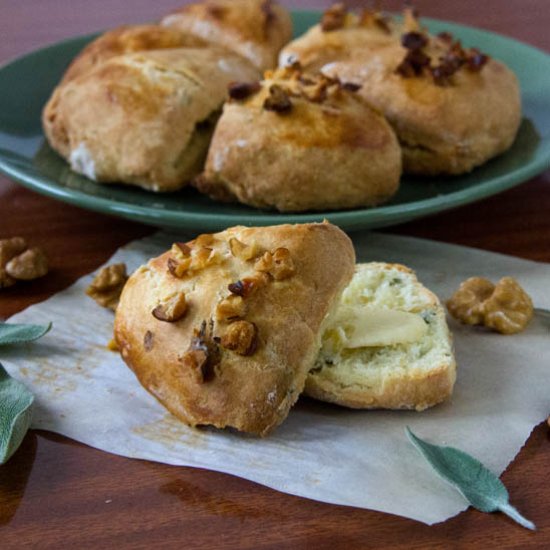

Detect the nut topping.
[
  {"left": 447, "top": 276, "right": 534, "bottom": 335},
  {"left": 321, "top": 3, "right": 347, "bottom": 32},
  {"left": 86, "top": 263, "right": 128, "bottom": 311},
  {"left": 228, "top": 81, "right": 261, "bottom": 101},
  {"left": 167, "top": 242, "right": 192, "bottom": 278},
  {"left": 143, "top": 330, "right": 154, "bottom": 351},
  {"left": 263, "top": 84, "right": 292, "bottom": 113},
  {"left": 180, "top": 320, "right": 220, "bottom": 383},
  {"left": 221, "top": 320, "right": 258, "bottom": 356},
  {"left": 216, "top": 294, "right": 247, "bottom": 322},
  {"left": 254, "top": 247, "right": 295, "bottom": 280},
  {"left": 401, "top": 31, "right": 428, "bottom": 51},
  {"left": 152, "top": 292, "right": 187, "bottom": 323},
  {"left": 228, "top": 273, "right": 269, "bottom": 298},
  {"left": 228, "top": 237, "right": 262, "bottom": 261}
]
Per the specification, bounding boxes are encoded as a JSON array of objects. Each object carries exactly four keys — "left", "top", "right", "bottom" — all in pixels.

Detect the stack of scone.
[
  {"left": 114, "top": 222, "right": 456, "bottom": 436},
  {"left": 42, "top": 1, "right": 521, "bottom": 210}
]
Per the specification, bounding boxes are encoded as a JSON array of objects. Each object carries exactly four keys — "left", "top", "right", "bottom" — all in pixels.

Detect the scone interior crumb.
[{"left": 311, "top": 263, "right": 455, "bottom": 407}]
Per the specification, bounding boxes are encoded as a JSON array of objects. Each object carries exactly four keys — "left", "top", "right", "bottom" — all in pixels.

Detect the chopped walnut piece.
[
  {"left": 263, "top": 84, "right": 292, "bottom": 113},
  {"left": 228, "top": 81, "right": 261, "bottom": 100},
  {"left": 180, "top": 320, "right": 220, "bottom": 383},
  {"left": 483, "top": 277, "right": 534, "bottom": 335},
  {"left": 447, "top": 276, "right": 534, "bottom": 335},
  {"left": 228, "top": 238, "right": 262, "bottom": 261},
  {"left": 221, "top": 320, "right": 258, "bottom": 356},
  {"left": 152, "top": 292, "right": 188, "bottom": 323},
  {"left": 359, "top": 9, "right": 391, "bottom": 33},
  {"left": 228, "top": 273, "right": 269, "bottom": 298},
  {"left": 216, "top": 294, "right": 247, "bottom": 322},
  {"left": 167, "top": 242, "right": 192, "bottom": 278},
  {"left": 194, "top": 233, "right": 215, "bottom": 247},
  {"left": 466, "top": 49, "right": 489, "bottom": 72},
  {"left": 401, "top": 31, "right": 428, "bottom": 51},
  {"left": 321, "top": 3, "right": 347, "bottom": 32},
  {"left": 86, "top": 263, "right": 128, "bottom": 311},
  {"left": 396, "top": 49, "right": 430, "bottom": 77},
  {"left": 254, "top": 247, "right": 295, "bottom": 281}
]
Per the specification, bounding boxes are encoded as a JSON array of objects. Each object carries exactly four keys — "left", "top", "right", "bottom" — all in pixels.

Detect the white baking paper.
[{"left": 2, "top": 231, "right": 549, "bottom": 525}]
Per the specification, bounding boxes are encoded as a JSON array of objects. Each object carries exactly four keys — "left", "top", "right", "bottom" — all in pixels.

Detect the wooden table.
[{"left": 1, "top": 1, "right": 549, "bottom": 547}]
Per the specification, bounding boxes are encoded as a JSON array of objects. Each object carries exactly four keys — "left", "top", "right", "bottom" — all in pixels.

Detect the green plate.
[{"left": 1, "top": 11, "right": 549, "bottom": 231}]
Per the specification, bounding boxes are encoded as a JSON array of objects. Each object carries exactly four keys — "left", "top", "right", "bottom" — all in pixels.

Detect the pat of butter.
[{"left": 331, "top": 307, "right": 428, "bottom": 348}]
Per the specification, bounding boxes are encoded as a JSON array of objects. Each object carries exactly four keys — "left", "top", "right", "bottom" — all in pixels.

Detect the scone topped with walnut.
[
  {"left": 161, "top": 0, "right": 292, "bottom": 71},
  {"left": 281, "top": 4, "right": 521, "bottom": 175},
  {"left": 195, "top": 63, "right": 401, "bottom": 212},
  {"left": 114, "top": 222, "right": 355, "bottom": 436}
]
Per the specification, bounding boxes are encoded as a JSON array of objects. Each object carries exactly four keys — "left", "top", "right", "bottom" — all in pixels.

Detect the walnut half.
[
  {"left": 447, "top": 276, "right": 534, "bottom": 335},
  {"left": 86, "top": 263, "right": 128, "bottom": 311},
  {"left": 254, "top": 247, "right": 295, "bottom": 280},
  {"left": 221, "top": 320, "right": 258, "bottom": 356},
  {"left": 0, "top": 237, "right": 48, "bottom": 288}
]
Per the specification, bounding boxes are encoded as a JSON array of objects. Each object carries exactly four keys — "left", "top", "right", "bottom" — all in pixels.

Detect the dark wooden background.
[{"left": 1, "top": 1, "right": 549, "bottom": 547}]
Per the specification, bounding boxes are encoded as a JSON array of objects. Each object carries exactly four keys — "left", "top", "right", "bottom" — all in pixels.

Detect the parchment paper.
[{"left": 2, "top": 231, "right": 549, "bottom": 525}]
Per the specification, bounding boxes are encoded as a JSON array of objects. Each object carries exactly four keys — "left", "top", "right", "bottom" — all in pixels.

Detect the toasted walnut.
[
  {"left": 446, "top": 277, "right": 495, "bottom": 325},
  {"left": 5, "top": 246, "right": 48, "bottom": 281},
  {"left": 228, "top": 237, "right": 262, "bottom": 261},
  {"left": 216, "top": 294, "right": 247, "bottom": 322},
  {"left": 321, "top": 3, "right": 347, "bottom": 32},
  {"left": 86, "top": 263, "right": 128, "bottom": 311},
  {"left": 152, "top": 292, "right": 187, "bottom": 322},
  {"left": 263, "top": 84, "right": 292, "bottom": 113},
  {"left": 194, "top": 233, "right": 215, "bottom": 247},
  {"left": 254, "top": 247, "right": 295, "bottom": 280},
  {"left": 447, "top": 276, "right": 534, "bottom": 335},
  {"left": 167, "top": 243, "right": 192, "bottom": 278},
  {"left": 483, "top": 277, "right": 534, "bottom": 335},
  {"left": 180, "top": 320, "right": 220, "bottom": 383},
  {"left": 228, "top": 272, "right": 269, "bottom": 298},
  {"left": 0, "top": 237, "right": 27, "bottom": 266},
  {"left": 221, "top": 321, "right": 258, "bottom": 356},
  {"left": 228, "top": 81, "right": 261, "bottom": 100},
  {"left": 359, "top": 9, "right": 391, "bottom": 33}
]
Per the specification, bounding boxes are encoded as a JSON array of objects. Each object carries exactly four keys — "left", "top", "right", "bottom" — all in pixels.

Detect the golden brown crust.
[
  {"left": 195, "top": 66, "right": 401, "bottom": 212},
  {"left": 161, "top": 0, "right": 292, "bottom": 71},
  {"left": 114, "top": 223, "right": 355, "bottom": 436},
  {"left": 61, "top": 25, "right": 207, "bottom": 83},
  {"left": 42, "top": 48, "right": 258, "bottom": 191},
  {"left": 281, "top": 9, "right": 521, "bottom": 175}
]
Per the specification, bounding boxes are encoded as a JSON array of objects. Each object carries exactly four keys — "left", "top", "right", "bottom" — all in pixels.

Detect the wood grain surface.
[{"left": 1, "top": 1, "right": 549, "bottom": 548}]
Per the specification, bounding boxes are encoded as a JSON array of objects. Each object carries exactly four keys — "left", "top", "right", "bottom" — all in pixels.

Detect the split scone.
[
  {"left": 282, "top": 5, "right": 522, "bottom": 175},
  {"left": 42, "top": 48, "right": 258, "bottom": 191},
  {"left": 61, "top": 24, "right": 208, "bottom": 83},
  {"left": 306, "top": 262, "right": 456, "bottom": 410},
  {"left": 195, "top": 64, "right": 401, "bottom": 212},
  {"left": 114, "top": 223, "right": 355, "bottom": 436},
  {"left": 161, "top": 0, "right": 293, "bottom": 71}
]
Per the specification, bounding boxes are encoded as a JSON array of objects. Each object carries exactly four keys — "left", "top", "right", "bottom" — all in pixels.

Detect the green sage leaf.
[
  {"left": 0, "top": 321, "right": 52, "bottom": 346},
  {"left": 0, "top": 362, "right": 34, "bottom": 464},
  {"left": 406, "top": 427, "right": 536, "bottom": 530}
]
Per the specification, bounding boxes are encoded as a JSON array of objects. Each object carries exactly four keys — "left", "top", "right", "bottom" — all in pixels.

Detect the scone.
[
  {"left": 282, "top": 5, "right": 522, "bottom": 175},
  {"left": 42, "top": 48, "right": 258, "bottom": 191},
  {"left": 307, "top": 262, "right": 456, "bottom": 410},
  {"left": 161, "top": 0, "right": 293, "bottom": 71},
  {"left": 195, "top": 64, "right": 401, "bottom": 212},
  {"left": 114, "top": 222, "right": 355, "bottom": 436},
  {"left": 61, "top": 24, "right": 208, "bottom": 83}
]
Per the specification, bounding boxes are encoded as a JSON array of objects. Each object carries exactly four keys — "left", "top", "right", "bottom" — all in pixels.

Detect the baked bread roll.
[
  {"left": 43, "top": 48, "right": 258, "bottom": 191},
  {"left": 306, "top": 262, "right": 456, "bottom": 410},
  {"left": 61, "top": 25, "right": 207, "bottom": 83},
  {"left": 161, "top": 0, "right": 292, "bottom": 71},
  {"left": 282, "top": 5, "right": 522, "bottom": 175},
  {"left": 114, "top": 222, "right": 355, "bottom": 436},
  {"left": 195, "top": 64, "right": 401, "bottom": 212}
]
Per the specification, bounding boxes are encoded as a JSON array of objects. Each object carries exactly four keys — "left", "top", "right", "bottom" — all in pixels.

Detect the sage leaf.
[
  {"left": 0, "top": 362, "right": 34, "bottom": 464},
  {"left": 0, "top": 321, "right": 52, "bottom": 346},
  {"left": 406, "top": 427, "right": 536, "bottom": 530}
]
